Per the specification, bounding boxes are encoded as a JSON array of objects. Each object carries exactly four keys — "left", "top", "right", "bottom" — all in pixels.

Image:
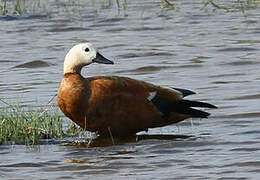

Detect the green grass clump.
[{"left": 0, "top": 104, "right": 85, "bottom": 146}]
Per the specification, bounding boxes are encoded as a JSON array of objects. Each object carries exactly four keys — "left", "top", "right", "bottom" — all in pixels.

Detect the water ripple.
[{"left": 13, "top": 60, "right": 52, "bottom": 68}]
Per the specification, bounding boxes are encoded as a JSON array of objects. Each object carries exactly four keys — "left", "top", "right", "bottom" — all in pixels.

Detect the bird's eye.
[{"left": 85, "top": 48, "right": 90, "bottom": 52}]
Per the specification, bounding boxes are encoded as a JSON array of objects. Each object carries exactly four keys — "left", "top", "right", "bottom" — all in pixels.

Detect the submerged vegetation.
[
  {"left": 0, "top": 0, "right": 259, "bottom": 16},
  {"left": 0, "top": 100, "right": 86, "bottom": 146},
  {"left": 203, "top": 0, "right": 260, "bottom": 13}
]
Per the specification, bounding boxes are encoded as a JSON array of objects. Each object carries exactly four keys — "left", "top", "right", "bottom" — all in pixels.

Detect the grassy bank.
[{"left": 0, "top": 103, "right": 86, "bottom": 146}]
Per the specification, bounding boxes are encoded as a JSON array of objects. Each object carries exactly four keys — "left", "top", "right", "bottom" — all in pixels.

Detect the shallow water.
[{"left": 1, "top": 0, "right": 260, "bottom": 179}]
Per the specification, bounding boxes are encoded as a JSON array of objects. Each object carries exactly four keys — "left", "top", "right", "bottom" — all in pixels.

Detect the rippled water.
[{"left": 1, "top": 0, "right": 260, "bottom": 179}]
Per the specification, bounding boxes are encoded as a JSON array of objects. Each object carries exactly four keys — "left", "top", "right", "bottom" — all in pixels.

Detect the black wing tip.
[
  {"left": 207, "top": 104, "right": 218, "bottom": 109},
  {"left": 180, "top": 99, "right": 217, "bottom": 109},
  {"left": 150, "top": 93, "right": 217, "bottom": 120},
  {"left": 171, "top": 88, "right": 218, "bottom": 108},
  {"left": 173, "top": 100, "right": 217, "bottom": 118},
  {"left": 197, "top": 101, "right": 218, "bottom": 109},
  {"left": 180, "top": 107, "right": 211, "bottom": 118},
  {"left": 172, "top": 87, "right": 196, "bottom": 97},
  {"left": 197, "top": 110, "right": 210, "bottom": 118},
  {"left": 198, "top": 101, "right": 217, "bottom": 109}
]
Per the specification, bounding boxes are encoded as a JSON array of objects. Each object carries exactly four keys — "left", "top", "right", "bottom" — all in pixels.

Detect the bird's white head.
[{"left": 63, "top": 43, "right": 114, "bottom": 74}]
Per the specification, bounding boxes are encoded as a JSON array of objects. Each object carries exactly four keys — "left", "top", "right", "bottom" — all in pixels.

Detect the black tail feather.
[{"left": 178, "top": 100, "right": 217, "bottom": 109}]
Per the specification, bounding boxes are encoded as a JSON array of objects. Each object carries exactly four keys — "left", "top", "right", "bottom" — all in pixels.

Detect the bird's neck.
[{"left": 63, "top": 64, "right": 83, "bottom": 74}]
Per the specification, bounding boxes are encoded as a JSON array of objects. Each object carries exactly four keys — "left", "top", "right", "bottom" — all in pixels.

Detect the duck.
[{"left": 57, "top": 43, "right": 217, "bottom": 137}]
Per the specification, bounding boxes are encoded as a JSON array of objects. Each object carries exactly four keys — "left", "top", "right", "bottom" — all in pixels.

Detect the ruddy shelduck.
[{"left": 58, "top": 43, "right": 217, "bottom": 137}]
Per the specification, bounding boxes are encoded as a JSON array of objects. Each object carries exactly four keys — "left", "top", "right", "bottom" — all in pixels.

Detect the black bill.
[{"left": 92, "top": 52, "right": 114, "bottom": 64}]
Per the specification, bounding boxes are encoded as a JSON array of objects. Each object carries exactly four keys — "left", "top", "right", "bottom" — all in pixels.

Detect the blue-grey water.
[{"left": 0, "top": 0, "right": 260, "bottom": 179}]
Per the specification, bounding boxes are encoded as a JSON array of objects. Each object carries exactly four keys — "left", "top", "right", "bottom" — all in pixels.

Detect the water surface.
[{"left": 0, "top": 0, "right": 260, "bottom": 179}]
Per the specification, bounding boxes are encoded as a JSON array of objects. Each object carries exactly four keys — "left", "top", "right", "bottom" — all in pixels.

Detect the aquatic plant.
[
  {"left": 0, "top": 99, "right": 86, "bottom": 146},
  {"left": 0, "top": 0, "right": 26, "bottom": 15},
  {"left": 203, "top": 0, "right": 260, "bottom": 13},
  {"left": 1, "top": 0, "right": 259, "bottom": 16},
  {"left": 0, "top": 0, "right": 7, "bottom": 15},
  {"left": 160, "top": 0, "right": 176, "bottom": 10},
  {"left": 0, "top": 0, "right": 125, "bottom": 16}
]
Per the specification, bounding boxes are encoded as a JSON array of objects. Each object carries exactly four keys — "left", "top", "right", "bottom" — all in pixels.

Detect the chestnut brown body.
[{"left": 58, "top": 73, "right": 193, "bottom": 136}]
